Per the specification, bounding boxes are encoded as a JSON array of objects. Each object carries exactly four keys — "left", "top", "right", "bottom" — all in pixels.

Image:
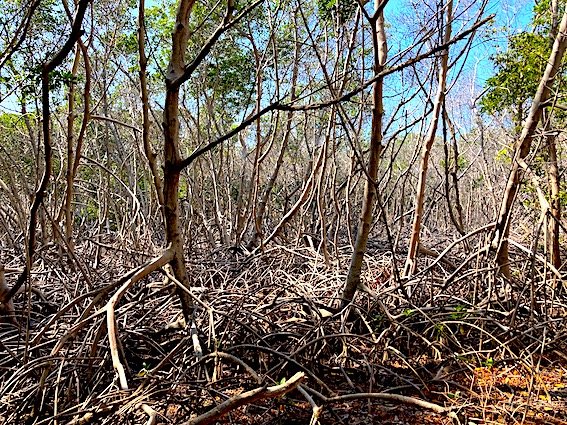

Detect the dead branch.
[
  {"left": 106, "top": 246, "right": 174, "bottom": 390},
  {"left": 180, "top": 372, "right": 305, "bottom": 425}
]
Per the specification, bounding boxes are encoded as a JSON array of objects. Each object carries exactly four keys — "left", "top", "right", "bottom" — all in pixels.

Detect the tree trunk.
[
  {"left": 442, "top": 105, "right": 465, "bottom": 236},
  {"left": 546, "top": 0, "right": 561, "bottom": 270},
  {"left": 404, "top": 0, "right": 453, "bottom": 277},
  {"left": 139, "top": 0, "right": 165, "bottom": 211},
  {"left": 62, "top": 47, "right": 80, "bottom": 254},
  {"left": 492, "top": 9, "right": 567, "bottom": 278},
  {"left": 0, "top": 0, "right": 90, "bottom": 307},
  {"left": 546, "top": 130, "right": 561, "bottom": 269},
  {"left": 342, "top": 1, "right": 387, "bottom": 305},
  {"left": 162, "top": 0, "right": 197, "bottom": 321}
]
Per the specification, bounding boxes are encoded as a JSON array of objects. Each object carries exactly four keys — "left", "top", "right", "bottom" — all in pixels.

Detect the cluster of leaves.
[
  {"left": 480, "top": 32, "right": 549, "bottom": 120},
  {"left": 205, "top": 41, "right": 255, "bottom": 111},
  {"left": 317, "top": 0, "right": 358, "bottom": 24},
  {"left": 532, "top": 0, "right": 566, "bottom": 32},
  {"left": 480, "top": 1, "right": 567, "bottom": 123}
]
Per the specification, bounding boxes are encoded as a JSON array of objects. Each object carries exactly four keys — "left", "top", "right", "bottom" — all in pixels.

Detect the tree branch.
[
  {"left": 181, "top": 372, "right": 305, "bottom": 425},
  {"left": 176, "top": 13, "right": 494, "bottom": 172}
]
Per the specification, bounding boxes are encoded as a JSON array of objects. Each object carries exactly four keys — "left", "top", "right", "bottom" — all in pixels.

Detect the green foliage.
[
  {"left": 558, "top": 187, "right": 567, "bottom": 207},
  {"left": 532, "top": 0, "right": 567, "bottom": 31},
  {"left": 49, "top": 69, "right": 82, "bottom": 90},
  {"left": 480, "top": 32, "right": 549, "bottom": 119},
  {"left": 494, "top": 146, "right": 511, "bottom": 164},
  {"left": 82, "top": 200, "right": 99, "bottom": 222},
  {"left": 0, "top": 112, "right": 25, "bottom": 129},
  {"left": 449, "top": 305, "right": 467, "bottom": 320},
  {"left": 116, "top": 32, "right": 138, "bottom": 57},
  {"left": 144, "top": 2, "right": 177, "bottom": 77},
  {"left": 205, "top": 42, "right": 254, "bottom": 111},
  {"left": 472, "top": 174, "right": 484, "bottom": 189},
  {"left": 34, "top": 0, "right": 66, "bottom": 35},
  {"left": 370, "top": 311, "right": 384, "bottom": 327},
  {"left": 317, "top": 0, "right": 357, "bottom": 24},
  {"left": 179, "top": 180, "right": 188, "bottom": 200},
  {"left": 434, "top": 322, "right": 446, "bottom": 338},
  {"left": 456, "top": 155, "right": 467, "bottom": 171},
  {"left": 440, "top": 155, "right": 467, "bottom": 171},
  {"left": 481, "top": 1, "right": 567, "bottom": 124}
]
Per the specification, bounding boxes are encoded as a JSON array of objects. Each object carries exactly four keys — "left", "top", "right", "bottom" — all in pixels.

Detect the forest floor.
[{"left": 0, "top": 238, "right": 566, "bottom": 424}]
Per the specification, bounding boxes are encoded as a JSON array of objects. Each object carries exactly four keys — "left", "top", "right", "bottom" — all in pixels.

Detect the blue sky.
[
  {"left": 374, "top": 0, "right": 536, "bottom": 131},
  {"left": 478, "top": 0, "right": 534, "bottom": 84}
]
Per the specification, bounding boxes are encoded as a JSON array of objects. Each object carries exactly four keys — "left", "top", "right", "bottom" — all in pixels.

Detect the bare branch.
[{"left": 177, "top": 14, "right": 493, "bottom": 172}]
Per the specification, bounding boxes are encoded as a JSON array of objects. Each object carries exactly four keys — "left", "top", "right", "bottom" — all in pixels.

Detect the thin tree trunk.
[
  {"left": 546, "top": 0, "right": 561, "bottom": 270},
  {"left": 248, "top": 23, "right": 300, "bottom": 250},
  {"left": 0, "top": 0, "right": 89, "bottom": 306},
  {"left": 442, "top": 105, "right": 465, "bottom": 236},
  {"left": 62, "top": 47, "right": 80, "bottom": 254},
  {"left": 546, "top": 130, "right": 561, "bottom": 269},
  {"left": 139, "top": 0, "right": 165, "bottom": 211},
  {"left": 342, "top": 1, "right": 387, "bottom": 304},
  {"left": 492, "top": 9, "right": 567, "bottom": 278},
  {"left": 58, "top": 0, "right": 91, "bottom": 257},
  {"left": 404, "top": 0, "right": 453, "bottom": 276}
]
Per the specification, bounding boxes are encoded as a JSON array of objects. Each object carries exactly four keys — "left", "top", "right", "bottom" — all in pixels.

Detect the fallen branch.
[
  {"left": 301, "top": 385, "right": 456, "bottom": 419},
  {"left": 325, "top": 392, "right": 450, "bottom": 414},
  {"left": 181, "top": 372, "right": 305, "bottom": 425}
]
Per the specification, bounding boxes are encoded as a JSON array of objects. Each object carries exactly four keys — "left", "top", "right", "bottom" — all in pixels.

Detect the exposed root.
[{"left": 0, "top": 240, "right": 565, "bottom": 424}]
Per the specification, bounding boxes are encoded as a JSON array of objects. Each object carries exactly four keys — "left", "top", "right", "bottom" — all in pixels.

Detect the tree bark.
[
  {"left": 162, "top": 0, "right": 198, "bottom": 321},
  {"left": 404, "top": 0, "right": 453, "bottom": 277},
  {"left": 342, "top": 1, "right": 387, "bottom": 305},
  {"left": 492, "top": 9, "right": 567, "bottom": 278}
]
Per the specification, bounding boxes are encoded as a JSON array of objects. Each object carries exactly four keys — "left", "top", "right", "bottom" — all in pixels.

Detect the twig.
[{"left": 298, "top": 385, "right": 322, "bottom": 425}]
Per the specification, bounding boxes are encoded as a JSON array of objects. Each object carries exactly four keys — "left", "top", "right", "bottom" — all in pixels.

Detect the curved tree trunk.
[{"left": 492, "top": 9, "right": 567, "bottom": 278}]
